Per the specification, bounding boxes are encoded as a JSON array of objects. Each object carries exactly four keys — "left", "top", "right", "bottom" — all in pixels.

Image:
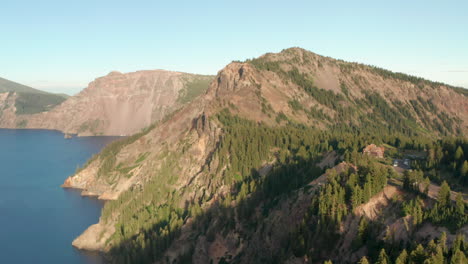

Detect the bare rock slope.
[{"left": 0, "top": 70, "right": 213, "bottom": 136}]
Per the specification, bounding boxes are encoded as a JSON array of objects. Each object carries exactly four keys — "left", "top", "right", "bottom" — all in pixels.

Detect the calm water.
[{"left": 0, "top": 129, "right": 118, "bottom": 264}]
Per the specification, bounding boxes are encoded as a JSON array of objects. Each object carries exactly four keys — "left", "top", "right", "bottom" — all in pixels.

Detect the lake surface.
[{"left": 0, "top": 129, "right": 118, "bottom": 264}]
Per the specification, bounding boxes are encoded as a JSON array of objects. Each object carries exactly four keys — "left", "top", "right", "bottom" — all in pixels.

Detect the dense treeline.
[
  {"left": 290, "top": 155, "right": 392, "bottom": 259},
  {"left": 294, "top": 166, "right": 467, "bottom": 263},
  {"left": 352, "top": 232, "right": 468, "bottom": 264},
  {"left": 402, "top": 171, "right": 467, "bottom": 232},
  {"left": 103, "top": 143, "right": 203, "bottom": 263},
  {"left": 15, "top": 92, "right": 66, "bottom": 115},
  {"left": 414, "top": 137, "right": 468, "bottom": 187}
]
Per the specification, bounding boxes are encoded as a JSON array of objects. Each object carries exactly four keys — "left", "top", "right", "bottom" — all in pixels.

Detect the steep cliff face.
[
  {"left": 62, "top": 48, "right": 468, "bottom": 263},
  {"left": 71, "top": 100, "right": 222, "bottom": 251},
  {"left": 0, "top": 70, "right": 213, "bottom": 136},
  {"left": 0, "top": 93, "right": 17, "bottom": 123}
]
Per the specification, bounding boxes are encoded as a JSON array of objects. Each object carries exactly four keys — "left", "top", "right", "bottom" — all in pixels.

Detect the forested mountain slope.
[
  {"left": 0, "top": 77, "right": 67, "bottom": 117},
  {"left": 65, "top": 48, "right": 468, "bottom": 264},
  {"left": 0, "top": 71, "right": 213, "bottom": 136}
]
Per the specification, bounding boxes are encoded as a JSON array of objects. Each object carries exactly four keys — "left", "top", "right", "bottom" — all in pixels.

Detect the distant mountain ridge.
[
  {"left": 0, "top": 77, "right": 68, "bottom": 118},
  {"left": 0, "top": 76, "right": 46, "bottom": 94}
]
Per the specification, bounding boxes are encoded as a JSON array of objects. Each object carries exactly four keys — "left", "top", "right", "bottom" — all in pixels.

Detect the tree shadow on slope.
[{"left": 105, "top": 155, "right": 326, "bottom": 264}]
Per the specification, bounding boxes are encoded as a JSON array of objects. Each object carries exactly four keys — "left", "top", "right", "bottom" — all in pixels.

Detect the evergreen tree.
[
  {"left": 427, "top": 239, "right": 437, "bottom": 255},
  {"left": 357, "top": 217, "right": 368, "bottom": 243},
  {"left": 460, "top": 160, "right": 468, "bottom": 179},
  {"left": 439, "top": 232, "right": 447, "bottom": 253},
  {"left": 454, "top": 146, "right": 464, "bottom": 161},
  {"left": 395, "top": 249, "right": 408, "bottom": 264},
  {"left": 452, "top": 234, "right": 465, "bottom": 253},
  {"left": 455, "top": 193, "right": 465, "bottom": 215},
  {"left": 376, "top": 248, "right": 390, "bottom": 264},
  {"left": 410, "top": 244, "right": 427, "bottom": 264},
  {"left": 438, "top": 181, "right": 451, "bottom": 207},
  {"left": 450, "top": 250, "right": 467, "bottom": 264},
  {"left": 358, "top": 256, "right": 370, "bottom": 264},
  {"left": 428, "top": 245, "right": 444, "bottom": 264}
]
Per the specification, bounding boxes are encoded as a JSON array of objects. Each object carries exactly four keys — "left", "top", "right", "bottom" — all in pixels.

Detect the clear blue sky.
[{"left": 1, "top": 0, "right": 467, "bottom": 94}]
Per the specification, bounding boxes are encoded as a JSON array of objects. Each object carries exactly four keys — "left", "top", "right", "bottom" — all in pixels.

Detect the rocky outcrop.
[
  {"left": 70, "top": 97, "right": 223, "bottom": 251},
  {"left": 0, "top": 70, "right": 213, "bottom": 136},
  {"left": 72, "top": 223, "right": 115, "bottom": 251}
]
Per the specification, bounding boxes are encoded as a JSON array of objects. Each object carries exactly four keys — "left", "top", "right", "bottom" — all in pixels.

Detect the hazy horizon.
[{"left": 1, "top": 0, "right": 467, "bottom": 94}]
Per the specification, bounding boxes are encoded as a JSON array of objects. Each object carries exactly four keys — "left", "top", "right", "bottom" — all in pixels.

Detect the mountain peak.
[
  {"left": 205, "top": 47, "right": 468, "bottom": 134},
  {"left": 107, "top": 71, "right": 123, "bottom": 76}
]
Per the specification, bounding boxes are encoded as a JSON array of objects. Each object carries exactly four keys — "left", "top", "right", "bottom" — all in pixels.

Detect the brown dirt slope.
[{"left": 0, "top": 70, "right": 213, "bottom": 136}]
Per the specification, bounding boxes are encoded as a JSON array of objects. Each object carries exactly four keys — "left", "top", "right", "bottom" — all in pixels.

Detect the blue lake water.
[{"left": 0, "top": 129, "right": 118, "bottom": 264}]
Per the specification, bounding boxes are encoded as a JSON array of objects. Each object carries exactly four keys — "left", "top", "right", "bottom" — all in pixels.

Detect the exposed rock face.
[
  {"left": 71, "top": 100, "right": 223, "bottom": 251},
  {"left": 0, "top": 92, "right": 17, "bottom": 123},
  {"left": 0, "top": 70, "right": 213, "bottom": 136},
  {"left": 72, "top": 223, "right": 115, "bottom": 251}
]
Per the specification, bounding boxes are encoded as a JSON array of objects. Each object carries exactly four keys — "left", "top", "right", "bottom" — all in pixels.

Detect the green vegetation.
[
  {"left": 290, "top": 161, "right": 466, "bottom": 262},
  {"left": 249, "top": 58, "right": 346, "bottom": 111},
  {"left": 248, "top": 56, "right": 462, "bottom": 136},
  {"left": 0, "top": 77, "right": 68, "bottom": 114},
  {"left": 247, "top": 57, "right": 282, "bottom": 72},
  {"left": 177, "top": 76, "right": 213, "bottom": 104},
  {"left": 135, "top": 152, "right": 149, "bottom": 164},
  {"left": 291, "top": 155, "right": 392, "bottom": 258},
  {"left": 450, "top": 86, "right": 468, "bottom": 96},
  {"left": 335, "top": 56, "right": 467, "bottom": 97},
  {"left": 77, "top": 119, "right": 101, "bottom": 134},
  {"left": 103, "top": 149, "right": 185, "bottom": 262},
  {"left": 340, "top": 82, "right": 350, "bottom": 97},
  {"left": 16, "top": 119, "right": 27, "bottom": 128},
  {"left": 426, "top": 182, "right": 467, "bottom": 231},
  {"left": 286, "top": 67, "right": 345, "bottom": 110},
  {"left": 401, "top": 171, "right": 467, "bottom": 232},
  {"left": 355, "top": 233, "right": 467, "bottom": 264},
  {"left": 275, "top": 111, "right": 288, "bottom": 123},
  {"left": 288, "top": 99, "right": 303, "bottom": 112},
  {"left": 75, "top": 123, "right": 156, "bottom": 176},
  {"left": 414, "top": 137, "right": 468, "bottom": 187},
  {"left": 15, "top": 92, "right": 66, "bottom": 114},
  {"left": 96, "top": 125, "right": 155, "bottom": 180}
]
